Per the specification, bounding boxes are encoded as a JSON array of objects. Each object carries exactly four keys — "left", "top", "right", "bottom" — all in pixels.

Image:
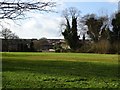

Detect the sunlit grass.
[{"left": 2, "top": 52, "right": 118, "bottom": 63}]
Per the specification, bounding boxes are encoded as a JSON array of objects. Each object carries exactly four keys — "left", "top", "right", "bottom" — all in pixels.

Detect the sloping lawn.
[{"left": 1, "top": 52, "right": 120, "bottom": 88}]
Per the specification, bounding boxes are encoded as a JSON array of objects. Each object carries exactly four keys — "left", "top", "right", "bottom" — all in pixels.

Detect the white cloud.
[
  {"left": 6, "top": 13, "right": 63, "bottom": 39},
  {"left": 0, "top": 0, "right": 65, "bottom": 39}
]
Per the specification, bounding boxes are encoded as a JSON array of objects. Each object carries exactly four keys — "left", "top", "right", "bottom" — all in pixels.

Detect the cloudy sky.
[{"left": 0, "top": 0, "right": 119, "bottom": 39}]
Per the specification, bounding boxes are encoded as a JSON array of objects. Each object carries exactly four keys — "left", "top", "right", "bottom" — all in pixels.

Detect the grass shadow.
[{"left": 2, "top": 58, "right": 119, "bottom": 79}]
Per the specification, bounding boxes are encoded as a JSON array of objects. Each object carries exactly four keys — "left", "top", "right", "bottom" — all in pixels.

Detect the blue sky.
[
  {"left": 0, "top": 1, "right": 119, "bottom": 39},
  {"left": 63, "top": 2, "right": 118, "bottom": 16}
]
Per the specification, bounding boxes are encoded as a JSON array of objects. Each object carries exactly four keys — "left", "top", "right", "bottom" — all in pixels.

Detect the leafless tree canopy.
[
  {"left": 62, "top": 7, "right": 80, "bottom": 20},
  {"left": 0, "top": 0, "right": 56, "bottom": 19},
  {"left": 0, "top": 28, "right": 19, "bottom": 39}
]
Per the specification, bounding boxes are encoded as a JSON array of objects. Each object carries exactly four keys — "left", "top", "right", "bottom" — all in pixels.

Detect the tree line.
[{"left": 61, "top": 7, "right": 120, "bottom": 54}]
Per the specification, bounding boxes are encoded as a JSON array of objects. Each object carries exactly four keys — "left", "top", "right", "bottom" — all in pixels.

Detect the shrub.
[{"left": 94, "top": 40, "right": 110, "bottom": 54}]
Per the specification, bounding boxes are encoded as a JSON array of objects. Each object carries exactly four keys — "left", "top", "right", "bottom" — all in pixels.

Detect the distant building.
[
  {"left": 0, "top": 38, "right": 64, "bottom": 52},
  {"left": 0, "top": 38, "right": 91, "bottom": 52}
]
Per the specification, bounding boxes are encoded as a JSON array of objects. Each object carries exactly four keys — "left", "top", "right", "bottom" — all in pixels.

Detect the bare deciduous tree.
[
  {"left": 0, "top": 0, "right": 56, "bottom": 20},
  {"left": 0, "top": 28, "right": 19, "bottom": 51},
  {"left": 0, "top": 28, "right": 19, "bottom": 39}
]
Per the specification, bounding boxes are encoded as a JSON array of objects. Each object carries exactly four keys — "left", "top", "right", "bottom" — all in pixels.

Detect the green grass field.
[{"left": 1, "top": 52, "right": 120, "bottom": 88}]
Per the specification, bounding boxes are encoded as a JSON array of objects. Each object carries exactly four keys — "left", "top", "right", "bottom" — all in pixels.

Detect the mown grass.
[{"left": 1, "top": 52, "right": 120, "bottom": 88}]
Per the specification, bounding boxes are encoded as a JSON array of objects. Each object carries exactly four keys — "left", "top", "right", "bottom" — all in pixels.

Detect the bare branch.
[{"left": 0, "top": 0, "right": 56, "bottom": 20}]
